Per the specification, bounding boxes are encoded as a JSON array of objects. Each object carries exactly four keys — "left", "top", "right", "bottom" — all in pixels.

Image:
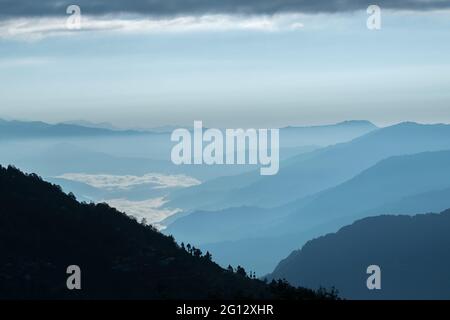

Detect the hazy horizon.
[
  {"left": 1, "top": 3, "right": 450, "bottom": 128},
  {"left": 3, "top": 116, "right": 450, "bottom": 131}
]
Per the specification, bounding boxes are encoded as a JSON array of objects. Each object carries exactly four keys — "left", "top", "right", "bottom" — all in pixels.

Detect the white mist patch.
[
  {"left": 56, "top": 173, "right": 200, "bottom": 190},
  {"left": 104, "top": 197, "right": 180, "bottom": 230}
]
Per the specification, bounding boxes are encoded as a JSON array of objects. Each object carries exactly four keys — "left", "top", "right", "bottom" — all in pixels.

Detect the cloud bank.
[
  {"left": 56, "top": 173, "right": 201, "bottom": 190},
  {"left": 1, "top": 0, "right": 450, "bottom": 19},
  {"left": 104, "top": 197, "right": 180, "bottom": 229},
  {"left": 0, "top": 14, "right": 300, "bottom": 40},
  {"left": 2, "top": 1, "right": 449, "bottom": 40}
]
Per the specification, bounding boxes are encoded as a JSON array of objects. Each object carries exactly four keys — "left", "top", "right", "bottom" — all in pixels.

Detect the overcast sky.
[{"left": 0, "top": 1, "right": 450, "bottom": 128}]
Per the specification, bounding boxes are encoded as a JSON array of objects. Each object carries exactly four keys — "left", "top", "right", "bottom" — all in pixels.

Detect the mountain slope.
[
  {"left": 60, "top": 120, "right": 120, "bottom": 131},
  {"left": 279, "top": 120, "right": 377, "bottom": 148},
  {"left": 0, "top": 165, "right": 332, "bottom": 300},
  {"left": 367, "top": 186, "right": 450, "bottom": 215},
  {"left": 269, "top": 210, "right": 450, "bottom": 299},
  {"left": 283, "top": 149, "right": 450, "bottom": 232},
  {"left": 167, "top": 149, "right": 450, "bottom": 245},
  {"left": 222, "top": 122, "right": 450, "bottom": 209},
  {"left": 166, "top": 149, "right": 450, "bottom": 274},
  {"left": 201, "top": 185, "right": 450, "bottom": 276}
]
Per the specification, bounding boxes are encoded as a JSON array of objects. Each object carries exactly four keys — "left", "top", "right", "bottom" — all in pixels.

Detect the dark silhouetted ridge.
[
  {"left": 269, "top": 209, "right": 450, "bottom": 299},
  {"left": 0, "top": 165, "right": 335, "bottom": 300}
]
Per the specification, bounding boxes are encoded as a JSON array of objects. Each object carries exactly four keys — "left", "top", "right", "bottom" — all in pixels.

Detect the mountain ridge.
[
  {"left": 0, "top": 165, "right": 335, "bottom": 300},
  {"left": 268, "top": 209, "right": 450, "bottom": 299},
  {"left": 0, "top": 118, "right": 150, "bottom": 139},
  {"left": 166, "top": 148, "right": 450, "bottom": 274}
]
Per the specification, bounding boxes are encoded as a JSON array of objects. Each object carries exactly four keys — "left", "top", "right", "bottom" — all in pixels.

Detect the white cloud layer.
[
  {"left": 0, "top": 14, "right": 305, "bottom": 40},
  {"left": 56, "top": 172, "right": 201, "bottom": 190},
  {"left": 104, "top": 197, "right": 180, "bottom": 229}
]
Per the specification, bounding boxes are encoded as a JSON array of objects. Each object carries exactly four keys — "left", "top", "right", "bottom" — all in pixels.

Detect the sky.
[{"left": 0, "top": 0, "right": 450, "bottom": 128}]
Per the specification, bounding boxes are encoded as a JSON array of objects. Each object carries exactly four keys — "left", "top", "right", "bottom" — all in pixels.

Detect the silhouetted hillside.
[
  {"left": 0, "top": 165, "right": 335, "bottom": 300},
  {"left": 269, "top": 209, "right": 450, "bottom": 299}
]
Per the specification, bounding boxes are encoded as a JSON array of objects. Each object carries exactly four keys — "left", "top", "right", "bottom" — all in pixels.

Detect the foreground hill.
[
  {"left": 0, "top": 165, "right": 334, "bottom": 300},
  {"left": 269, "top": 210, "right": 450, "bottom": 299}
]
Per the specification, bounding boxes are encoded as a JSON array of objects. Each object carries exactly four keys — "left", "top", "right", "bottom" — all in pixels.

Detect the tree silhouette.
[
  {"left": 192, "top": 247, "right": 202, "bottom": 258},
  {"left": 236, "top": 265, "right": 247, "bottom": 277},
  {"left": 204, "top": 251, "right": 212, "bottom": 261}
]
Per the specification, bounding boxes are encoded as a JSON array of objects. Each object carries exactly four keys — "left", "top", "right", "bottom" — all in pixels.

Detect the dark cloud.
[{"left": 1, "top": 0, "right": 450, "bottom": 18}]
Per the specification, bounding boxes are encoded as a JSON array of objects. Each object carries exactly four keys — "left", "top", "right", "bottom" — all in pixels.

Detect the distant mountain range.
[
  {"left": 0, "top": 165, "right": 335, "bottom": 300},
  {"left": 166, "top": 122, "right": 450, "bottom": 211},
  {"left": 0, "top": 119, "right": 267, "bottom": 181},
  {"left": 0, "top": 118, "right": 335, "bottom": 182},
  {"left": 60, "top": 120, "right": 122, "bottom": 131},
  {"left": 269, "top": 209, "right": 450, "bottom": 299},
  {"left": 280, "top": 120, "right": 377, "bottom": 148},
  {"left": 165, "top": 123, "right": 450, "bottom": 274},
  {"left": 204, "top": 185, "right": 450, "bottom": 276},
  {"left": 281, "top": 149, "right": 450, "bottom": 233},
  {"left": 0, "top": 118, "right": 151, "bottom": 139},
  {"left": 165, "top": 120, "right": 378, "bottom": 211},
  {"left": 166, "top": 123, "right": 450, "bottom": 240},
  {"left": 165, "top": 148, "right": 450, "bottom": 273}
]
